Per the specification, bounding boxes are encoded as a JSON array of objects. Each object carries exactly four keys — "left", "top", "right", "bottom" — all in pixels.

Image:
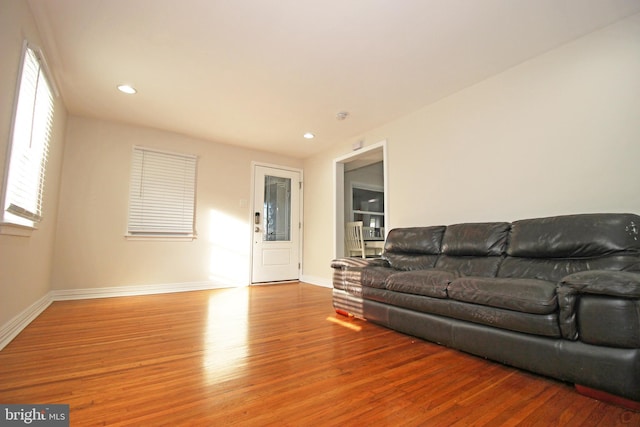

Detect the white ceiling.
[{"left": 27, "top": 0, "right": 640, "bottom": 158}]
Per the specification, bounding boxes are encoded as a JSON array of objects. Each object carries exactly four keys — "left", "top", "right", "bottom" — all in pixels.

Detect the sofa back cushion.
[
  {"left": 383, "top": 226, "right": 445, "bottom": 270},
  {"left": 430, "top": 222, "right": 510, "bottom": 277},
  {"left": 441, "top": 222, "right": 510, "bottom": 256},
  {"left": 507, "top": 213, "right": 640, "bottom": 258}
]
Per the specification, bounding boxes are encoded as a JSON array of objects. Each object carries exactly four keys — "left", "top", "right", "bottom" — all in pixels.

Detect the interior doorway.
[{"left": 333, "top": 140, "right": 388, "bottom": 258}]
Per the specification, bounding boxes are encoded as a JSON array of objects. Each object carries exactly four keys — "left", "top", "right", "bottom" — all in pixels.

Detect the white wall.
[
  {"left": 0, "top": 1, "right": 68, "bottom": 332},
  {"left": 51, "top": 116, "right": 302, "bottom": 291},
  {"left": 303, "top": 13, "right": 640, "bottom": 282}
]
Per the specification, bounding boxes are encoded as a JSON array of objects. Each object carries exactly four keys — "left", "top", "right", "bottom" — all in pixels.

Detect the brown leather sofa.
[{"left": 331, "top": 213, "right": 640, "bottom": 407}]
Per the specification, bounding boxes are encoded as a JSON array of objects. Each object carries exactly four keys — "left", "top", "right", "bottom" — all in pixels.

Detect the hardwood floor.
[{"left": 0, "top": 283, "right": 637, "bottom": 426}]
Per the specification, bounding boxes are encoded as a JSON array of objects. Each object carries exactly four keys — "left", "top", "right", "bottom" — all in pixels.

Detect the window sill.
[
  {"left": 0, "top": 222, "right": 36, "bottom": 237},
  {"left": 125, "top": 234, "right": 196, "bottom": 242}
]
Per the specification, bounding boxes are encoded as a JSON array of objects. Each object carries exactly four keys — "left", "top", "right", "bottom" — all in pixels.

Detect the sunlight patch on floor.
[
  {"left": 203, "top": 288, "right": 250, "bottom": 383},
  {"left": 326, "top": 316, "right": 362, "bottom": 332}
]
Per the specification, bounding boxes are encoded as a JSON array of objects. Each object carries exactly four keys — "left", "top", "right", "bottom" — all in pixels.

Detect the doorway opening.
[{"left": 333, "top": 140, "right": 388, "bottom": 259}]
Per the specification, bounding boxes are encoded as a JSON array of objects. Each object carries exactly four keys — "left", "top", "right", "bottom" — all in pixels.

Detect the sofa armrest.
[
  {"left": 557, "top": 270, "right": 640, "bottom": 340},
  {"left": 331, "top": 257, "right": 389, "bottom": 269},
  {"left": 331, "top": 258, "right": 389, "bottom": 296}
]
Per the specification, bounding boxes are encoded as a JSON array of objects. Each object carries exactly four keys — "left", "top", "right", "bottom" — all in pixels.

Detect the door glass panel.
[{"left": 263, "top": 175, "right": 291, "bottom": 241}]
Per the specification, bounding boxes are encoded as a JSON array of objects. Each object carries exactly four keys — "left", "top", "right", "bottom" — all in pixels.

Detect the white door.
[{"left": 252, "top": 165, "right": 301, "bottom": 283}]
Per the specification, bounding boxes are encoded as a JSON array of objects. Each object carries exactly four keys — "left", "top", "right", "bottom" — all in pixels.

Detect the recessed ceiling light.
[
  {"left": 117, "top": 84, "right": 137, "bottom": 94},
  {"left": 303, "top": 132, "right": 315, "bottom": 139}
]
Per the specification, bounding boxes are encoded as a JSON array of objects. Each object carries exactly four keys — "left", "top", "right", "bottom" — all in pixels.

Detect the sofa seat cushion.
[
  {"left": 447, "top": 277, "right": 558, "bottom": 315},
  {"left": 384, "top": 270, "right": 455, "bottom": 298},
  {"left": 362, "top": 288, "right": 561, "bottom": 337},
  {"left": 361, "top": 267, "right": 396, "bottom": 289}
]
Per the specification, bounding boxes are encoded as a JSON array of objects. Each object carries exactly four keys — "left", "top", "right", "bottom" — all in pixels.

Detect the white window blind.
[
  {"left": 2, "top": 44, "right": 55, "bottom": 228},
  {"left": 127, "top": 146, "right": 197, "bottom": 237}
]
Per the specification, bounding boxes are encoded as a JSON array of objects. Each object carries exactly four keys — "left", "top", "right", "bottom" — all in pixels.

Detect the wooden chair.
[{"left": 345, "top": 221, "right": 367, "bottom": 258}]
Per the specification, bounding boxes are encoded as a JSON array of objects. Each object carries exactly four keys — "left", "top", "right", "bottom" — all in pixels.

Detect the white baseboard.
[
  {"left": 300, "top": 274, "right": 332, "bottom": 288},
  {"left": 0, "top": 292, "right": 53, "bottom": 351},
  {"left": 50, "top": 281, "right": 233, "bottom": 301},
  {"left": 0, "top": 281, "right": 237, "bottom": 350}
]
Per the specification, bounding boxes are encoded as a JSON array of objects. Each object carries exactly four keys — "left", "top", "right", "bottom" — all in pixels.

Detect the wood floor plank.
[{"left": 0, "top": 283, "right": 638, "bottom": 426}]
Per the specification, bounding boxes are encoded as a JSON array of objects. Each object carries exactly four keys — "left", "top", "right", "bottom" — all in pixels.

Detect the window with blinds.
[
  {"left": 1, "top": 43, "right": 55, "bottom": 231},
  {"left": 127, "top": 146, "right": 197, "bottom": 239}
]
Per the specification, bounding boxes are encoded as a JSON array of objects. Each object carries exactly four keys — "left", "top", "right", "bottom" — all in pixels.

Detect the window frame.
[
  {"left": 126, "top": 145, "right": 198, "bottom": 241},
  {"left": 0, "top": 41, "right": 57, "bottom": 237}
]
